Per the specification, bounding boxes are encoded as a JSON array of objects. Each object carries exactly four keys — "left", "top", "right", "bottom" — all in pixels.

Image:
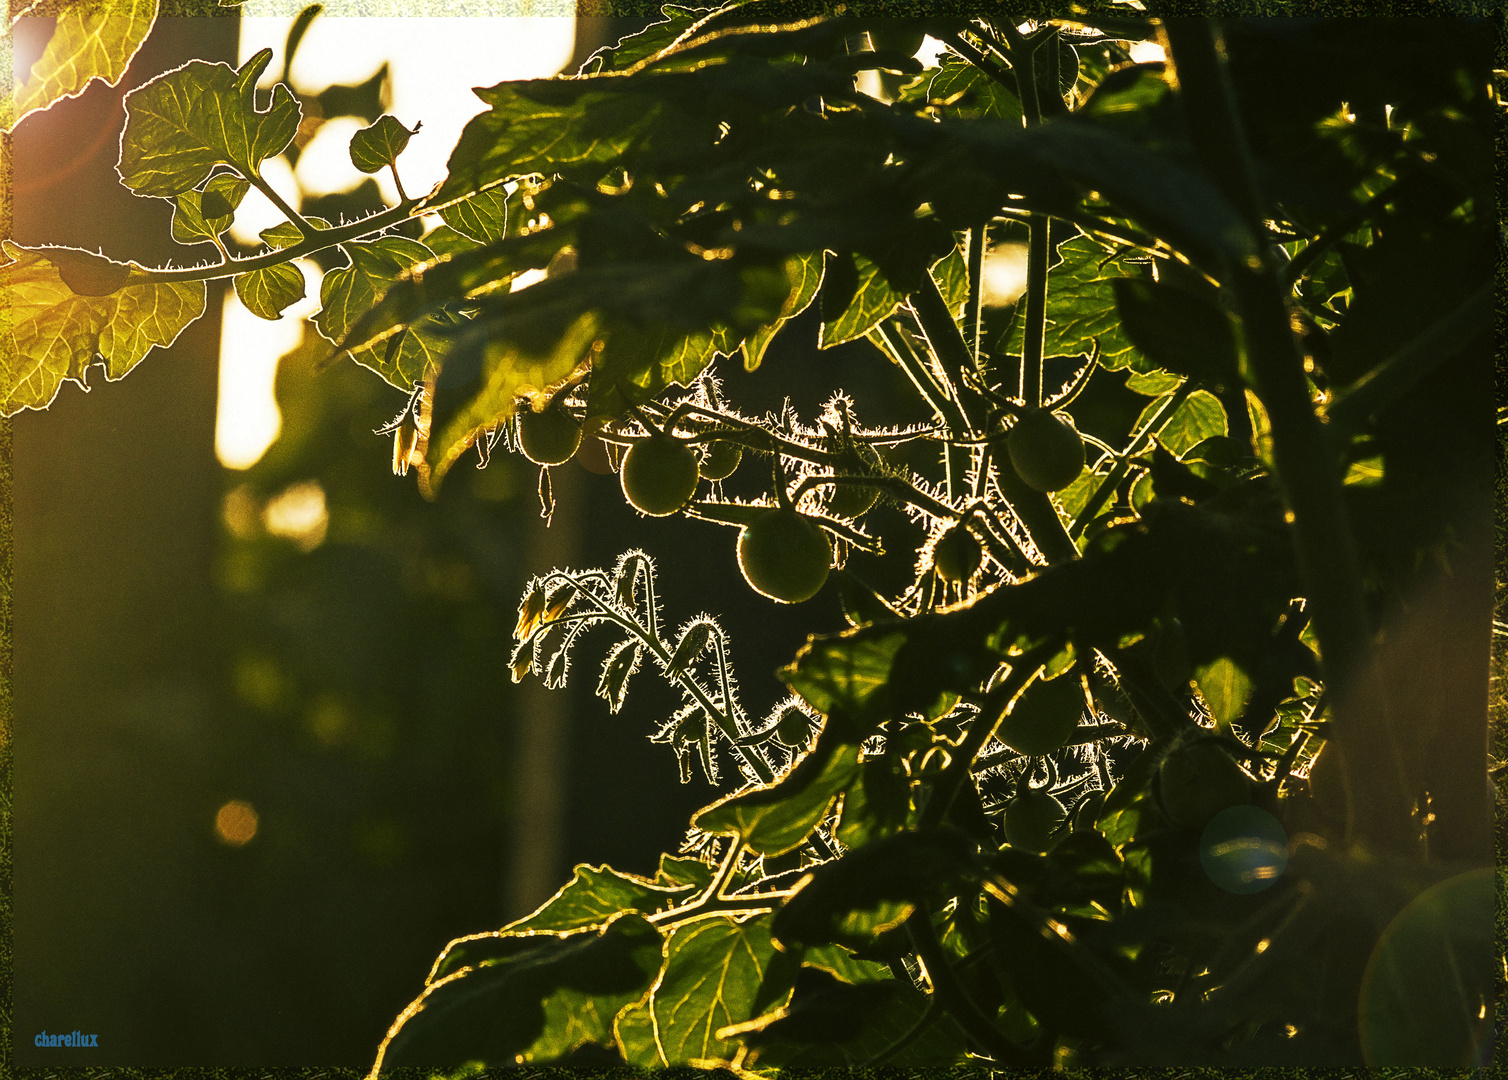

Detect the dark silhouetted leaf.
[
  {"left": 772, "top": 828, "right": 977, "bottom": 951},
  {"left": 171, "top": 174, "right": 249, "bottom": 245},
  {"left": 1112, "top": 277, "right": 1239, "bottom": 388}
]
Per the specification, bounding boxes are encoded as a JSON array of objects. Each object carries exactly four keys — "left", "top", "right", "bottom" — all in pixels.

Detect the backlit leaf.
[
  {"left": 349, "top": 114, "right": 414, "bottom": 174},
  {"left": 781, "top": 630, "right": 906, "bottom": 722},
  {"left": 234, "top": 261, "right": 305, "bottom": 321},
  {"left": 439, "top": 185, "right": 510, "bottom": 244},
  {"left": 930, "top": 57, "right": 1023, "bottom": 123},
  {"left": 1004, "top": 233, "right": 1145, "bottom": 367},
  {"left": 118, "top": 48, "right": 299, "bottom": 198},
  {"left": 374, "top": 914, "right": 663, "bottom": 1070},
  {"left": 743, "top": 250, "right": 823, "bottom": 372},
  {"left": 171, "top": 173, "right": 250, "bottom": 245},
  {"left": 614, "top": 995, "right": 666, "bottom": 1067},
  {"left": 1, "top": 241, "right": 205, "bottom": 415},
  {"left": 314, "top": 234, "right": 441, "bottom": 389},
  {"left": 504, "top": 864, "right": 696, "bottom": 938},
  {"left": 693, "top": 739, "right": 862, "bottom": 856},
  {"left": 6, "top": 0, "right": 158, "bottom": 133},
  {"left": 1158, "top": 389, "right": 1228, "bottom": 457},
  {"left": 652, "top": 914, "right": 796, "bottom": 1066},
  {"left": 820, "top": 252, "right": 905, "bottom": 348},
  {"left": 1194, "top": 656, "right": 1253, "bottom": 731}
]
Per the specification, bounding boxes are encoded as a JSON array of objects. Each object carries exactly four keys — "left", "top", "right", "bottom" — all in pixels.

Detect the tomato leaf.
[
  {"left": 348, "top": 114, "right": 414, "bottom": 174},
  {"left": 1112, "top": 277, "right": 1239, "bottom": 389},
  {"left": 118, "top": 48, "right": 299, "bottom": 198},
  {"left": 1158, "top": 389, "right": 1228, "bottom": 457},
  {"left": 780, "top": 629, "right": 906, "bottom": 725},
  {"left": 234, "top": 262, "right": 305, "bottom": 321},
  {"left": 1003, "top": 233, "right": 1147, "bottom": 366},
  {"left": 373, "top": 914, "right": 663, "bottom": 1069},
  {"left": 819, "top": 251, "right": 905, "bottom": 348},
  {"left": 438, "top": 185, "right": 510, "bottom": 244},
  {"left": 652, "top": 914, "right": 797, "bottom": 1066},
  {"left": 503, "top": 864, "right": 697, "bottom": 938},
  {"left": 1, "top": 242, "right": 205, "bottom": 415},
  {"left": 742, "top": 250, "right": 824, "bottom": 372},
  {"left": 314, "top": 234, "right": 444, "bottom": 390},
  {"left": 6, "top": 0, "right": 159, "bottom": 133},
  {"left": 171, "top": 174, "right": 250, "bottom": 245},
  {"left": 693, "top": 738, "right": 862, "bottom": 856},
  {"left": 929, "top": 56, "right": 1023, "bottom": 123}
]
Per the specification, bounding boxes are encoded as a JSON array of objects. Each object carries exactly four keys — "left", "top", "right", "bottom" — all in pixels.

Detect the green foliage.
[
  {"left": 117, "top": 48, "right": 299, "bottom": 198},
  {"left": 0, "top": 243, "right": 205, "bottom": 412},
  {"left": 348, "top": 114, "right": 415, "bottom": 175},
  {"left": 6, "top": 0, "right": 159, "bottom": 132},
  {"left": 8, "top": 4, "right": 1495, "bottom": 1071}
]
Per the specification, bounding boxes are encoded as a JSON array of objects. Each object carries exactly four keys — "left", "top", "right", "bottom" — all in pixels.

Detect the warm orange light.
[{"left": 215, "top": 800, "right": 260, "bottom": 846}]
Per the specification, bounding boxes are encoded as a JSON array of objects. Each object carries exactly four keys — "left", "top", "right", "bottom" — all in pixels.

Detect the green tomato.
[
  {"left": 700, "top": 439, "right": 743, "bottom": 481},
  {"left": 737, "top": 508, "right": 832, "bottom": 604},
  {"left": 621, "top": 434, "right": 700, "bottom": 516},
  {"left": 1007, "top": 409, "right": 1085, "bottom": 493},
  {"left": 825, "top": 479, "right": 880, "bottom": 519},
  {"left": 1005, "top": 788, "right": 1066, "bottom": 853},
  {"left": 517, "top": 402, "right": 582, "bottom": 466},
  {"left": 997, "top": 673, "right": 1084, "bottom": 757},
  {"left": 933, "top": 522, "right": 983, "bottom": 584},
  {"left": 775, "top": 705, "right": 814, "bottom": 747},
  {"left": 1158, "top": 740, "right": 1253, "bottom": 829}
]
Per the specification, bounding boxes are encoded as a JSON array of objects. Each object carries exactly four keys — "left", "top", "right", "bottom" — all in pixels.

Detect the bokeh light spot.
[
  {"left": 215, "top": 800, "right": 260, "bottom": 846},
  {"left": 1199, "top": 805, "right": 1288, "bottom": 894}
]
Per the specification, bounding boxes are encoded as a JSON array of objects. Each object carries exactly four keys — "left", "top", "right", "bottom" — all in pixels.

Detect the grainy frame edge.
[{"left": 0, "top": 1, "right": 1501, "bottom": 1080}]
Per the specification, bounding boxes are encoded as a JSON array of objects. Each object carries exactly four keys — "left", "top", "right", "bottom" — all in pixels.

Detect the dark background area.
[{"left": 7, "top": 11, "right": 930, "bottom": 1066}]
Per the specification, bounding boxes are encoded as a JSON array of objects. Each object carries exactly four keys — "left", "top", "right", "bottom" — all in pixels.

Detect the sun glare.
[{"left": 216, "top": 12, "right": 576, "bottom": 471}]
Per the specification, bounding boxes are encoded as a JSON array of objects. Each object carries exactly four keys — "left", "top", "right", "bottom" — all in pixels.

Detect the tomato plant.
[{"left": 3, "top": 4, "right": 1497, "bottom": 1071}]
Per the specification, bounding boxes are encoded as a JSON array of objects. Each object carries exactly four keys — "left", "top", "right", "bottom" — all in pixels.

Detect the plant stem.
[
  {"left": 1021, "top": 215, "right": 1050, "bottom": 408},
  {"left": 920, "top": 640, "right": 1059, "bottom": 830},
  {"left": 965, "top": 223, "right": 985, "bottom": 364},
  {"left": 1163, "top": 18, "right": 1407, "bottom": 849},
  {"left": 126, "top": 201, "right": 413, "bottom": 284},
  {"left": 906, "top": 911, "right": 1032, "bottom": 1066},
  {"left": 247, "top": 170, "right": 318, "bottom": 237}
]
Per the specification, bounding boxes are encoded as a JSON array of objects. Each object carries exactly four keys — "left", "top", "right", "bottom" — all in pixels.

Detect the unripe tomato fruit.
[
  {"left": 997, "top": 673, "right": 1083, "bottom": 757},
  {"left": 775, "top": 706, "right": 814, "bottom": 747},
  {"left": 826, "top": 480, "right": 880, "bottom": 519},
  {"left": 1007, "top": 409, "right": 1085, "bottom": 493},
  {"left": 933, "top": 522, "right": 982, "bottom": 583},
  {"left": 1005, "top": 788, "right": 1066, "bottom": 852},
  {"left": 621, "top": 434, "right": 700, "bottom": 516},
  {"left": 700, "top": 439, "right": 742, "bottom": 481},
  {"left": 737, "top": 508, "right": 831, "bottom": 603},
  {"left": 1158, "top": 740, "right": 1253, "bottom": 829},
  {"left": 517, "top": 402, "right": 582, "bottom": 466}
]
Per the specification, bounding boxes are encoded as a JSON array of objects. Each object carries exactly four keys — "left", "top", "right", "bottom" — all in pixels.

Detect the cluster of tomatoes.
[{"left": 514, "top": 396, "right": 1091, "bottom": 608}]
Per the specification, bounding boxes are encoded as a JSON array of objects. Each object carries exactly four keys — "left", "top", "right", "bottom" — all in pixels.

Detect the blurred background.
[{"left": 9, "top": 5, "right": 924, "bottom": 1065}]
